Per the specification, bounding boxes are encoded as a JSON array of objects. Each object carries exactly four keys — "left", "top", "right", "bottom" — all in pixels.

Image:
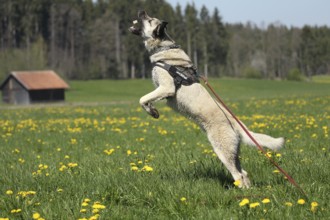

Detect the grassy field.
[{"left": 0, "top": 78, "right": 329, "bottom": 219}]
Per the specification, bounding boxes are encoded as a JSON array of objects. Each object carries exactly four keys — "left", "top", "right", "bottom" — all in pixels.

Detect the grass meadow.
[{"left": 0, "top": 78, "right": 329, "bottom": 219}]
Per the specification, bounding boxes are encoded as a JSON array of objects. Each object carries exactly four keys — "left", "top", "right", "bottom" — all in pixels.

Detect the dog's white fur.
[{"left": 130, "top": 11, "right": 284, "bottom": 188}]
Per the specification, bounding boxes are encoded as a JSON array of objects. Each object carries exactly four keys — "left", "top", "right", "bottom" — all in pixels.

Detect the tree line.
[{"left": 0, "top": 0, "right": 329, "bottom": 81}]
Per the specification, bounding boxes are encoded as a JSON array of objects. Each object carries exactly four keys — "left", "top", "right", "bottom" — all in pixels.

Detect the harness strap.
[{"left": 154, "top": 62, "right": 199, "bottom": 88}]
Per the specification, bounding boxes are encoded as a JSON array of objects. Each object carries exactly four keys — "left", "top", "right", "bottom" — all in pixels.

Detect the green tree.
[
  {"left": 208, "top": 8, "right": 228, "bottom": 76},
  {"left": 200, "top": 5, "right": 210, "bottom": 76},
  {"left": 300, "top": 26, "right": 330, "bottom": 78}
]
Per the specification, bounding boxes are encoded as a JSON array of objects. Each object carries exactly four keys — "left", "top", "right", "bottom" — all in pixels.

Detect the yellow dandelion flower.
[
  {"left": 81, "top": 202, "right": 89, "bottom": 207},
  {"left": 142, "top": 165, "right": 153, "bottom": 172},
  {"left": 0, "top": 218, "right": 9, "bottom": 220},
  {"left": 92, "top": 209, "right": 100, "bottom": 214},
  {"left": 67, "top": 162, "right": 78, "bottom": 168},
  {"left": 59, "top": 165, "right": 67, "bottom": 171},
  {"left": 127, "top": 150, "right": 132, "bottom": 156},
  {"left": 266, "top": 152, "right": 272, "bottom": 157},
  {"left": 239, "top": 198, "right": 249, "bottom": 207},
  {"left": 180, "top": 197, "right": 187, "bottom": 202},
  {"left": 104, "top": 149, "right": 115, "bottom": 155},
  {"left": 131, "top": 166, "right": 139, "bottom": 171},
  {"left": 10, "top": 209, "right": 22, "bottom": 213},
  {"left": 285, "top": 202, "right": 293, "bottom": 207},
  {"left": 89, "top": 215, "right": 100, "bottom": 220},
  {"left": 311, "top": 201, "right": 318, "bottom": 213},
  {"left": 311, "top": 206, "right": 317, "bottom": 212},
  {"left": 92, "top": 203, "right": 106, "bottom": 209},
  {"left": 70, "top": 138, "right": 77, "bottom": 144},
  {"left": 311, "top": 201, "right": 318, "bottom": 207},
  {"left": 84, "top": 198, "right": 91, "bottom": 203},
  {"left": 17, "top": 191, "right": 36, "bottom": 198},
  {"left": 80, "top": 209, "right": 87, "bottom": 213},
  {"left": 6, "top": 190, "right": 13, "bottom": 195},
  {"left": 233, "top": 180, "right": 241, "bottom": 187},
  {"left": 136, "top": 137, "right": 145, "bottom": 142},
  {"left": 32, "top": 212, "right": 40, "bottom": 219},
  {"left": 297, "top": 199, "right": 306, "bottom": 205},
  {"left": 249, "top": 202, "right": 260, "bottom": 208},
  {"left": 262, "top": 198, "right": 271, "bottom": 204},
  {"left": 28, "top": 191, "right": 36, "bottom": 195},
  {"left": 189, "top": 160, "right": 197, "bottom": 164}
]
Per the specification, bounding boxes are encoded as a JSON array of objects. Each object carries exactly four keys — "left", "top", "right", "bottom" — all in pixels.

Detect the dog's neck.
[
  {"left": 145, "top": 39, "right": 193, "bottom": 68},
  {"left": 144, "top": 39, "right": 175, "bottom": 53}
]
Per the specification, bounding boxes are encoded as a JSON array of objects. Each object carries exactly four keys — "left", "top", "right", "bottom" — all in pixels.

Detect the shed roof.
[{"left": 0, "top": 70, "right": 69, "bottom": 90}]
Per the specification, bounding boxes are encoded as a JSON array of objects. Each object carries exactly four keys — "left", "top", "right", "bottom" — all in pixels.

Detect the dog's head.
[{"left": 129, "top": 11, "right": 169, "bottom": 41}]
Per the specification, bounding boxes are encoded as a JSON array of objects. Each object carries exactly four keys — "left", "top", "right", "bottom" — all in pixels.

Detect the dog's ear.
[{"left": 153, "top": 21, "right": 168, "bottom": 39}]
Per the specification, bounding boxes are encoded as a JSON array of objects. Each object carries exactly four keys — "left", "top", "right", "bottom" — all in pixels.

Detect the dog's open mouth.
[{"left": 129, "top": 19, "right": 141, "bottom": 35}]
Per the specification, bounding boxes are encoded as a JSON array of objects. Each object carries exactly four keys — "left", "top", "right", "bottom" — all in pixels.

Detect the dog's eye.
[{"left": 148, "top": 19, "right": 153, "bottom": 24}]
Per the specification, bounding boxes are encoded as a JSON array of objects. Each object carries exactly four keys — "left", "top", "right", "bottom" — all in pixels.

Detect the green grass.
[
  {"left": 312, "top": 74, "right": 330, "bottom": 84},
  {"left": 0, "top": 79, "right": 329, "bottom": 219},
  {"left": 66, "top": 78, "right": 330, "bottom": 102},
  {"left": 66, "top": 80, "right": 154, "bottom": 103}
]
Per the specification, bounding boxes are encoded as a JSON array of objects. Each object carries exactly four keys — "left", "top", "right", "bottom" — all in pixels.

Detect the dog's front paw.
[
  {"left": 142, "top": 103, "right": 160, "bottom": 119},
  {"left": 149, "top": 107, "right": 159, "bottom": 119}
]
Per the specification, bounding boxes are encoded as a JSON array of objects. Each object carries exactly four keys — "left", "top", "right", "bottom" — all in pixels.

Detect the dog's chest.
[{"left": 151, "top": 67, "right": 161, "bottom": 87}]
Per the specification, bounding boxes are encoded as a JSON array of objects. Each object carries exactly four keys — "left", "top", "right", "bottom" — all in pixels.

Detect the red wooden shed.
[{"left": 0, "top": 70, "right": 69, "bottom": 104}]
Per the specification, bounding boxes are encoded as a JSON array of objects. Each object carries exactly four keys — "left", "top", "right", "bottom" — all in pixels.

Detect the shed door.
[
  {"left": 10, "top": 79, "right": 30, "bottom": 104},
  {"left": 13, "top": 89, "right": 29, "bottom": 104}
]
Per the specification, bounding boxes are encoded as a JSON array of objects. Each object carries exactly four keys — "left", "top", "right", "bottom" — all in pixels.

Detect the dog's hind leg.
[{"left": 207, "top": 130, "right": 251, "bottom": 188}]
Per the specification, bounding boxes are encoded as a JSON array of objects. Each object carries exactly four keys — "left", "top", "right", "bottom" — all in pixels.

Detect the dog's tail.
[{"left": 236, "top": 121, "right": 284, "bottom": 151}]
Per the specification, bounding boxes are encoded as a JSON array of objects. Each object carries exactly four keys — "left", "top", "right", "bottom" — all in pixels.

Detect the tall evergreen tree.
[{"left": 208, "top": 8, "right": 228, "bottom": 76}]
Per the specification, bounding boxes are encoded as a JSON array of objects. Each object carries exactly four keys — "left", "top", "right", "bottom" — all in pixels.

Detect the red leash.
[{"left": 200, "top": 76, "right": 306, "bottom": 196}]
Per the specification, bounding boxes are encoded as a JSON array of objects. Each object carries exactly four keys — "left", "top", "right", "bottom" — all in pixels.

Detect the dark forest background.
[{"left": 1, "top": 0, "right": 329, "bottom": 81}]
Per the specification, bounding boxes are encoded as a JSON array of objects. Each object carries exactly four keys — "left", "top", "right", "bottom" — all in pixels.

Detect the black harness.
[{"left": 154, "top": 62, "right": 200, "bottom": 88}]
